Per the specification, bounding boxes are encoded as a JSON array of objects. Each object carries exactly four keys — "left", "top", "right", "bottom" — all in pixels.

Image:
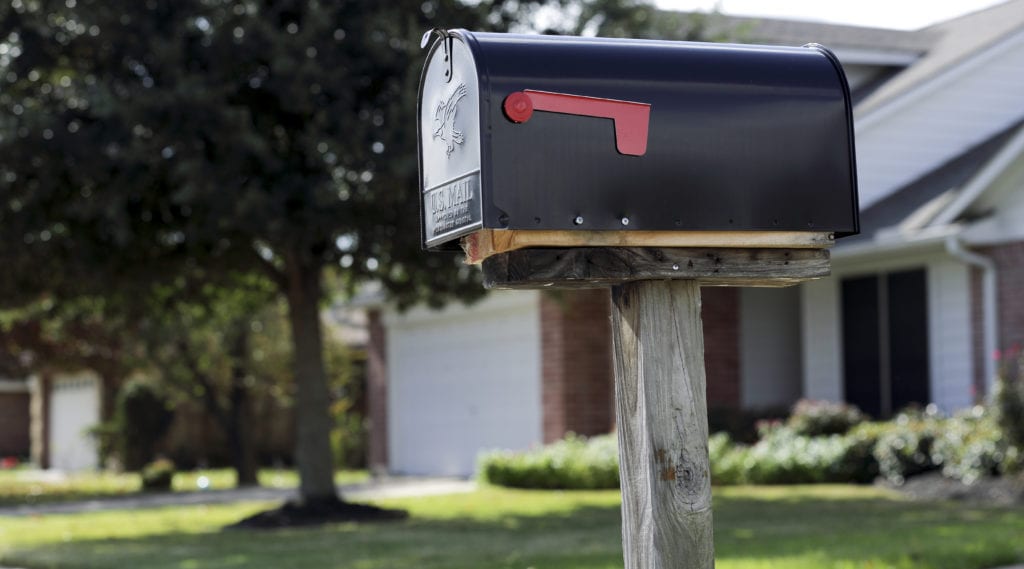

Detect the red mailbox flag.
[{"left": 503, "top": 89, "right": 651, "bottom": 157}]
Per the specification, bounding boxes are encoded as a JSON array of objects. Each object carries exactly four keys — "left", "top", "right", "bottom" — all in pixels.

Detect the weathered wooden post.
[{"left": 417, "top": 29, "right": 858, "bottom": 569}]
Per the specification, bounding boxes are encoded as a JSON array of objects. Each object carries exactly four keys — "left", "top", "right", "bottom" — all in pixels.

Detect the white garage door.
[
  {"left": 49, "top": 372, "right": 100, "bottom": 471},
  {"left": 386, "top": 291, "right": 542, "bottom": 477}
]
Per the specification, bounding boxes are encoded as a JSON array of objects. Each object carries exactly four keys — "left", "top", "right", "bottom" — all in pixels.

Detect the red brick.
[
  {"left": 540, "top": 290, "right": 615, "bottom": 442},
  {"left": 971, "top": 241, "right": 1024, "bottom": 398}
]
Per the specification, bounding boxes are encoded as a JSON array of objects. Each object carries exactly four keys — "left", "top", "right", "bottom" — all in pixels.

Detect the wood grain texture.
[
  {"left": 462, "top": 229, "right": 834, "bottom": 264},
  {"left": 612, "top": 280, "right": 713, "bottom": 569},
  {"left": 482, "top": 247, "right": 829, "bottom": 289}
]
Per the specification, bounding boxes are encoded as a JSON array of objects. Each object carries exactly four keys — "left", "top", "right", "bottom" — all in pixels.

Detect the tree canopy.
[{"left": 0, "top": 0, "right": 710, "bottom": 508}]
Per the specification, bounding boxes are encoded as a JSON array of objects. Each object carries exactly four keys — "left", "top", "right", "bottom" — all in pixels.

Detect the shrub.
[
  {"left": 932, "top": 407, "right": 1010, "bottom": 483},
  {"left": 709, "top": 432, "right": 745, "bottom": 485},
  {"left": 873, "top": 410, "right": 943, "bottom": 484},
  {"left": 707, "top": 425, "right": 880, "bottom": 485},
  {"left": 141, "top": 458, "right": 175, "bottom": 491},
  {"left": 330, "top": 410, "right": 367, "bottom": 470},
  {"left": 993, "top": 354, "right": 1024, "bottom": 474},
  {"left": 831, "top": 422, "right": 885, "bottom": 483},
  {"left": 787, "top": 399, "right": 867, "bottom": 437},
  {"left": 111, "top": 380, "right": 174, "bottom": 471},
  {"left": 478, "top": 433, "right": 619, "bottom": 490},
  {"left": 741, "top": 427, "right": 846, "bottom": 484}
]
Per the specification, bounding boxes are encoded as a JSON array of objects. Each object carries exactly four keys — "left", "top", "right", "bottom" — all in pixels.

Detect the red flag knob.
[{"left": 503, "top": 91, "right": 534, "bottom": 123}]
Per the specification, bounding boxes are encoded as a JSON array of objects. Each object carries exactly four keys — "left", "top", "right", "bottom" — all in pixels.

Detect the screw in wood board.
[{"left": 611, "top": 279, "right": 714, "bottom": 569}]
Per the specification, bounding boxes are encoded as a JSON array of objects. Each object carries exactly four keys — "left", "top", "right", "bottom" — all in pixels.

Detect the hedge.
[{"left": 478, "top": 401, "right": 1023, "bottom": 489}]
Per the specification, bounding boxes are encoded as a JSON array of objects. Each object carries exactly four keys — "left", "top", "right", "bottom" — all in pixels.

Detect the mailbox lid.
[{"left": 463, "top": 32, "right": 859, "bottom": 237}]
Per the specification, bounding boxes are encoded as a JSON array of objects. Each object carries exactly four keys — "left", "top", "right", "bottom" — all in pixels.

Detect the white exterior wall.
[
  {"left": 800, "top": 278, "right": 843, "bottom": 402},
  {"left": 964, "top": 151, "right": 1024, "bottom": 245},
  {"left": 385, "top": 291, "right": 542, "bottom": 477},
  {"left": 800, "top": 250, "right": 977, "bottom": 414},
  {"left": 856, "top": 30, "right": 1024, "bottom": 208},
  {"left": 739, "top": 288, "right": 802, "bottom": 409},
  {"left": 48, "top": 372, "right": 100, "bottom": 472},
  {"left": 926, "top": 259, "right": 975, "bottom": 412}
]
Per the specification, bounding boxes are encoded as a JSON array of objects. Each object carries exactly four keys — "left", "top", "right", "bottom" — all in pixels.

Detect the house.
[
  {"left": 367, "top": 1, "right": 1024, "bottom": 477},
  {"left": 22, "top": 371, "right": 106, "bottom": 471}
]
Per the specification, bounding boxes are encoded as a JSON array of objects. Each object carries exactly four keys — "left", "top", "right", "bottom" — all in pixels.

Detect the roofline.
[
  {"left": 832, "top": 224, "right": 961, "bottom": 261},
  {"left": 829, "top": 47, "right": 920, "bottom": 66},
  {"left": 929, "top": 124, "right": 1024, "bottom": 226},
  {"left": 855, "top": 27, "right": 1024, "bottom": 127}
]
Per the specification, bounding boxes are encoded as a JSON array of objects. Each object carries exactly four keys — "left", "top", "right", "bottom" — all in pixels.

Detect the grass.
[
  {"left": 0, "top": 468, "right": 369, "bottom": 507},
  {"left": 0, "top": 485, "right": 1022, "bottom": 569}
]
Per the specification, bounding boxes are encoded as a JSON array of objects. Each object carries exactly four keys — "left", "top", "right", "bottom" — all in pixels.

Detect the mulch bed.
[
  {"left": 227, "top": 499, "right": 409, "bottom": 530},
  {"left": 881, "top": 472, "right": 1024, "bottom": 506}
]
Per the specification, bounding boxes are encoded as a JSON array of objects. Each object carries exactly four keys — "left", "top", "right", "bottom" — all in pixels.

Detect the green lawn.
[
  {"left": 1, "top": 485, "right": 1022, "bottom": 569},
  {"left": 0, "top": 468, "right": 369, "bottom": 507}
]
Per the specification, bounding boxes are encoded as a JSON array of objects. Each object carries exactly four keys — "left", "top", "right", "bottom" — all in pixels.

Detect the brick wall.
[
  {"left": 0, "top": 391, "right": 30, "bottom": 457},
  {"left": 539, "top": 286, "right": 742, "bottom": 444},
  {"left": 973, "top": 241, "right": 1024, "bottom": 396},
  {"left": 365, "top": 309, "right": 389, "bottom": 474},
  {"left": 540, "top": 289, "right": 615, "bottom": 443},
  {"left": 702, "top": 287, "right": 741, "bottom": 408}
]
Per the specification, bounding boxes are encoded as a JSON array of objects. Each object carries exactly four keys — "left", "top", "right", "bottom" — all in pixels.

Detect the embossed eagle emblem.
[{"left": 432, "top": 83, "right": 468, "bottom": 157}]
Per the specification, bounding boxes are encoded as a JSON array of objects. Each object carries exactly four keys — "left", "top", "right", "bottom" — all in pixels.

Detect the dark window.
[{"left": 841, "top": 269, "right": 929, "bottom": 418}]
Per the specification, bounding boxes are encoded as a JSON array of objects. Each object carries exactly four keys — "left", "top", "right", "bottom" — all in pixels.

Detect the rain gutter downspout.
[{"left": 945, "top": 235, "right": 999, "bottom": 399}]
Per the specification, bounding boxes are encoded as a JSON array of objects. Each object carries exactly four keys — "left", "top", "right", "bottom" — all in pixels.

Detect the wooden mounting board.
[
  {"left": 462, "top": 229, "right": 834, "bottom": 265},
  {"left": 482, "top": 246, "right": 830, "bottom": 289}
]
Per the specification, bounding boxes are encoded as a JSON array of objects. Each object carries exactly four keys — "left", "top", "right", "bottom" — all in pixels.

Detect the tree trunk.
[
  {"left": 284, "top": 254, "right": 339, "bottom": 505},
  {"left": 227, "top": 321, "right": 259, "bottom": 487},
  {"left": 611, "top": 280, "right": 714, "bottom": 569}
]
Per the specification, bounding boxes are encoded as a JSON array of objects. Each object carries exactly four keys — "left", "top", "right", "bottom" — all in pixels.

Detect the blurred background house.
[
  {"left": 2, "top": 307, "right": 368, "bottom": 473},
  {"left": 367, "top": 1, "right": 1024, "bottom": 477}
]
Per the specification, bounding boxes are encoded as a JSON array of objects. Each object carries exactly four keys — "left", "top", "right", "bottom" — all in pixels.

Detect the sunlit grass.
[
  {"left": 0, "top": 485, "right": 1021, "bottom": 569},
  {"left": 0, "top": 468, "right": 369, "bottom": 507}
]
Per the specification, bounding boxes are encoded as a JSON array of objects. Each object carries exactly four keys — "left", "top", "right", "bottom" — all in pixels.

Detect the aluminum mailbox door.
[{"left": 419, "top": 36, "right": 484, "bottom": 248}]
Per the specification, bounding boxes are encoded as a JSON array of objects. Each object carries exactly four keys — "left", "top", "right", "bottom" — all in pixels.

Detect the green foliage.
[
  {"left": 140, "top": 458, "right": 176, "bottom": 492},
  {"left": 112, "top": 380, "right": 174, "bottom": 471},
  {"left": 993, "top": 352, "right": 1024, "bottom": 473},
  {"left": 330, "top": 412, "right": 367, "bottom": 470},
  {"left": 730, "top": 426, "right": 877, "bottom": 485},
  {"left": 0, "top": 0, "right": 723, "bottom": 500},
  {"left": 708, "top": 432, "right": 746, "bottom": 485},
  {"left": 786, "top": 399, "right": 867, "bottom": 437},
  {"left": 484, "top": 401, "right": 1023, "bottom": 490},
  {"left": 326, "top": 328, "right": 367, "bottom": 470},
  {"left": 872, "top": 410, "right": 943, "bottom": 484},
  {"left": 478, "top": 433, "right": 619, "bottom": 490},
  {"left": 932, "top": 407, "right": 1009, "bottom": 483},
  {"left": 0, "top": 0, "right": 524, "bottom": 310}
]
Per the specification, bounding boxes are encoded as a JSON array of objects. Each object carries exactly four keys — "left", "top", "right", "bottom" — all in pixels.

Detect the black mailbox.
[{"left": 418, "top": 30, "right": 858, "bottom": 250}]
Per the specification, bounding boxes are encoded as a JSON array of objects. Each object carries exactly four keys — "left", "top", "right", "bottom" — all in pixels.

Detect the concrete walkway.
[{"left": 0, "top": 476, "right": 475, "bottom": 517}]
